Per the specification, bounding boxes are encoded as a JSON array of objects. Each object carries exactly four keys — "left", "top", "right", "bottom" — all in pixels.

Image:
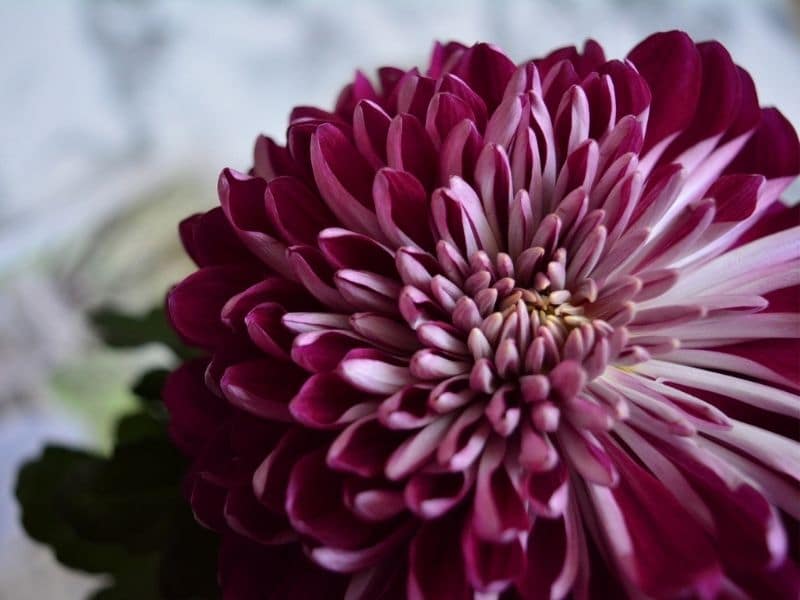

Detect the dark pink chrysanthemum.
[{"left": 165, "top": 32, "right": 800, "bottom": 599}]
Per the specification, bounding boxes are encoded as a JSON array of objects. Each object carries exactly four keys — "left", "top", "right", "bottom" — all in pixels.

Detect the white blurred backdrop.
[{"left": 1, "top": 1, "right": 798, "bottom": 596}]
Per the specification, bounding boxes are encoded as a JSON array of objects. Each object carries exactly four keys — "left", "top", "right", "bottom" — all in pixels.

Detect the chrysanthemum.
[{"left": 165, "top": 32, "right": 800, "bottom": 599}]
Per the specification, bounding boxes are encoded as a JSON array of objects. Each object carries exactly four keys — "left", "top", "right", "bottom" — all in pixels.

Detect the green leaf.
[
  {"left": 131, "top": 369, "right": 170, "bottom": 421},
  {"left": 89, "top": 555, "right": 161, "bottom": 600},
  {"left": 90, "top": 306, "right": 194, "bottom": 359},
  {"left": 16, "top": 342, "right": 220, "bottom": 599},
  {"left": 15, "top": 447, "right": 130, "bottom": 574}
]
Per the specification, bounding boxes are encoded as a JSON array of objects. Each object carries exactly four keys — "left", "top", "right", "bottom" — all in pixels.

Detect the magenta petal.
[
  {"left": 192, "top": 413, "right": 283, "bottom": 489},
  {"left": 408, "top": 514, "right": 472, "bottom": 600},
  {"left": 223, "top": 485, "right": 295, "bottom": 545},
  {"left": 471, "top": 437, "right": 530, "bottom": 542},
  {"left": 426, "top": 41, "right": 467, "bottom": 78},
  {"left": 179, "top": 207, "right": 256, "bottom": 268},
  {"left": 378, "top": 66, "right": 405, "bottom": 99},
  {"left": 311, "top": 520, "right": 415, "bottom": 574},
  {"left": 163, "top": 358, "right": 229, "bottom": 456},
  {"left": 220, "top": 359, "right": 305, "bottom": 421},
  {"left": 707, "top": 174, "right": 762, "bottom": 222},
  {"left": 526, "top": 461, "right": 569, "bottom": 518},
  {"left": 405, "top": 468, "right": 474, "bottom": 519},
  {"left": 189, "top": 476, "right": 228, "bottom": 532},
  {"left": 729, "top": 558, "right": 800, "bottom": 600},
  {"left": 629, "top": 162, "right": 685, "bottom": 229},
  {"left": 720, "top": 66, "right": 760, "bottom": 144},
  {"left": 451, "top": 42, "right": 516, "bottom": 111},
  {"left": 219, "top": 537, "right": 348, "bottom": 600},
  {"left": 538, "top": 39, "right": 606, "bottom": 79},
  {"left": 334, "top": 269, "right": 402, "bottom": 314},
  {"left": 378, "top": 384, "right": 437, "bottom": 430},
  {"left": 627, "top": 31, "right": 702, "bottom": 152},
  {"left": 265, "top": 176, "right": 336, "bottom": 246},
  {"left": 290, "top": 105, "right": 344, "bottom": 124},
  {"left": 218, "top": 168, "right": 294, "bottom": 279},
  {"left": 437, "top": 404, "right": 491, "bottom": 470},
  {"left": 396, "top": 247, "right": 441, "bottom": 292},
  {"left": 344, "top": 558, "right": 407, "bottom": 600},
  {"left": 244, "top": 302, "right": 293, "bottom": 360},
  {"left": 599, "top": 59, "right": 651, "bottom": 121},
  {"left": 373, "top": 168, "right": 435, "bottom": 250},
  {"left": 286, "top": 245, "right": 351, "bottom": 312},
  {"left": 438, "top": 73, "right": 488, "bottom": 130},
  {"left": 385, "top": 416, "right": 455, "bottom": 480},
  {"left": 597, "top": 115, "right": 644, "bottom": 175},
  {"left": 202, "top": 337, "right": 255, "bottom": 397},
  {"left": 253, "top": 135, "right": 301, "bottom": 180},
  {"left": 387, "top": 113, "right": 437, "bottom": 190},
  {"left": 318, "top": 227, "right": 397, "bottom": 276},
  {"left": 335, "top": 70, "right": 379, "bottom": 118},
  {"left": 580, "top": 73, "right": 614, "bottom": 140},
  {"left": 475, "top": 143, "right": 513, "bottom": 243},
  {"left": 253, "top": 427, "right": 322, "bottom": 515},
  {"left": 342, "top": 478, "right": 406, "bottom": 522},
  {"left": 711, "top": 339, "right": 800, "bottom": 390},
  {"left": 327, "top": 416, "right": 408, "bottom": 478},
  {"left": 558, "top": 425, "right": 618, "bottom": 486},
  {"left": 519, "top": 420, "right": 558, "bottom": 472},
  {"left": 291, "top": 329, "right": 364, "bottom": 373},
  {"left": 515, "top": 510, "right": 580, "bottom": 600},
  {"left": 661, "top": 41, "right": 742, "bottom": 164},
  {"left": 338, "top": 348, "right": 414, "bottom": 395},
  {"left": 290, "top": 372, "right": 377, "bottom": 430},
  {"left": 589, "top": 439, "right": 723, "bottom": 598},
  {"left": 310, "top": 123, "right": 383, "bottom": 240},
  {"left": 221, "top": 276, "right": 309, "bottom": 330},
  {"left": 644, "top": 433, "right": 788, "bottom": 572},
  {"left": 461, "top": 518, "right": 526, "bottom": 594},
  {"left": 167, "top": 265, "right": 259, "bottom": 349},
  {"left": 353, "top": 99, "right": 391, "bottom": 169},
  {"left": 734, "top": 198, "right": 800, "bottom": 247},
  {"left": 631, "top": 197, "right": 715, "bottom": 272},
  {"left": 288, "top": 119, "right": 323, "bottom": 176},
  {"left": 393, "top": 72, "right": 437, "bottom": 121},
  {"left": 727, "top": 107, "right": 800, "bottom": 179},
  {"left": 286, "top": 449, "right": 374, "bottom": 549},
  {"left": 432, "top": 177, "right": 499, "bottom": 257},
  {"left": 440, "top": 119, "right": 483, "bottom": 184},
  {"left": 541, "top": 60, "right": 580, "bottom": 118},
  {"left": 426, "top": 92, "right": 475, "bottom": 147},
  {"left": 350, "top": 312, "right": 421, "bottom": 353}
]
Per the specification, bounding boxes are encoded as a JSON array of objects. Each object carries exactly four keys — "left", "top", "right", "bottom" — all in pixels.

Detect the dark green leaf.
[
  {"left": 16, "top": 345, "right": 220, "bottom": 598},
  {"left": 132, "top": 369, "right": 171, "bottom": 420},
  {"left": 90, "top": 306, "right": 195, "bottom": 359}
]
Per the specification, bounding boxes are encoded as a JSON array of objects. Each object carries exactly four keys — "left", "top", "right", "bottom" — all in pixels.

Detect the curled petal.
[
  {"left": 327, "top": 416, "right": 408, "bottom": 478},
  {"left": 311, "top": 123, "right": 383, "bottom": 240},
  {"left": 167, "top": 265, "right": 260, "bottom": 349},
  {"left": 219, "top": 168, "right": 294, "bottom": 278},
  {"left": 290, "top": 372, "right": 378, "bottom": 430},
  {"left": 627, "top": 30, "right": 702, "bottom": 153},
  {"left": 221, "top": 359, "right": 305, "bottom": 421}
]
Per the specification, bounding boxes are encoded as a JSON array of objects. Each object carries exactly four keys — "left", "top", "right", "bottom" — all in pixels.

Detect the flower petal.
[
  {"left": 311, "top": 123, "right": 383, "bottom": 240},
  {"left": 290, "top": 372, "right": 378, "bottom": 430}
]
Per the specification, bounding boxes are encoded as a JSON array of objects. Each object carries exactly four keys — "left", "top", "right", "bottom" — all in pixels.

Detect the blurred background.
[{"left": 1, "top": 0, "right": 798, "bottom": 596}]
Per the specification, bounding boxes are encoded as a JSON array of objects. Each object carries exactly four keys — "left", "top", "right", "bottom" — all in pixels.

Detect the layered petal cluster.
[{"left": 165, "top": 32, "right": 800, "bottom": 599}]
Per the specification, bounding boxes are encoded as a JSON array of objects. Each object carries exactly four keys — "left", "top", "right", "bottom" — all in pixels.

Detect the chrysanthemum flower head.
[{"left": 166, "top": 31, "right": 800, "bottom": 599}]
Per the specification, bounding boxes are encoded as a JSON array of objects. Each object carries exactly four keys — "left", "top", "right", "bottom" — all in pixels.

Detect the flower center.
[
  {"left": 499, "top": 287, "right": 589, "bottom": 336},
  {"left": 408, "top": 244, "right": 639, "bottom": 442},
  {"left": 451, "top": 247, "right": 614, "bottom": 382}
]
